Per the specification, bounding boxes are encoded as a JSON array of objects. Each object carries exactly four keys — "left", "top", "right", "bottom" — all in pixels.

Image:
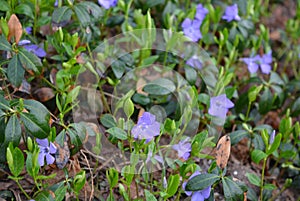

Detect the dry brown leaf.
[
  {"left": 215, "top": 135, "right": 231, "bottom": 169},
  {"left": 33, "top": 87, "right": 55, "bottom": 102},
  {"left": 8, "top": 14, "right": 23, "bottom": 44}
]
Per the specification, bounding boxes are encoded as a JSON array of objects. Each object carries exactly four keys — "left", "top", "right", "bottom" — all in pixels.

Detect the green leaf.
[
  {"left": 185, "top": 173, "right": 219, "bottom": 191},
  {"left": 7, "top": 146, "right": 24, "bottom": 177},
  {"left": 124, "top": 98, "right": 134, "bottom": 118},
  {"left": 246, "top": 173, "right": 260, "bottom": 186},
  {"left": 0, "top": 0, "right": 9, "bottom": 11},
  {"left": 144, "top": 189, "right": 157, "bottom": 201},
  {"left": 267, "top": 133, "right": 282, "bottom": 155},
  {"left": 15, "top": 3, "right": 34, "bottom": 19},
  {"left": 106, "top": 168, "right": 119, "bottom": 188},
  {"left": 0, "top": 94, "right": 10, "bottom": 110},
  {"left": 143, "top": 78, "right": 176, "bottom": 95},
  {"left": 291, "top": 97, "right": 300, "bottom": 117},
  {"left": 263, "top": 183, "right": 276, "bottom": 190},
  {"left": 111, "top": 60, "right": 126, "bottom": 79},
  {"left": 100, "top": 114, "right": 117, "bottom": 128},
  {"left": 251, "top": 149, "right": 267, "bottom": 164},
  {"left": 23, "top": 99, "right": 50, "bottom": 123},
  {"left": 222, "top": 177, "right": 245, "bottom": 201},
  {"left": 258, "top": 88, "right": 273, "bottom": 115},
  {"left": 0, "top": 34, "right": 12, "bottom": 51},
  {"left": 132, "top": 93, "right": 150, "bottom": 105},
  {"left": 185, "top": 66, "right": 197, "bottom": 85},
  {"left": 141, "top": 55, "right": 159, "bottom": 66},
  {"left": 52, "top": 6, "right": 72, "bottom": 24},
  {"left": 7, "top": 55, "right": 24, "bottom": 87},
  {"left": 54, "top": 182, "right": 67, "bottom": 201},
  {"left": 165, "top": 174, "right": 180, "bottom": 198},
  {"left": 66, "top": 86, "right": 81, "bottom": 105},
  {"left": 106, "top": 127, "right": 127, "bottom": 140},
  {"left": 5, "top": 114, "right": 21, "bottom": 146},
  {"left": 18, "top": 48, "right": 42, "bottom": 72},
  {"left": 73, "top": 171, "right": 86, "bottom": 194},
  {"left": 79, "top": 2, "right": 104, "bottom": 18},
  {"left": 229, "top": 130, "right": 249, "bottom": 145},
  {"left": 34, "top": 191, "right": 55, "bottom": 201},
  {"left": 20, "top": 113, "right": 49, "bottom": 138},
  {"left": 74, "top": 4, "right": 90, "bottom": 27}
]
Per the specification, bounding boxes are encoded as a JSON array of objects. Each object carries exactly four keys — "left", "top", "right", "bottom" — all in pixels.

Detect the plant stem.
[
  {"left": 15, "top": 179, "right": 31, "bottom": 199},
  {"left": 259, "top": 157, "right": 267, "bottom": 201}
]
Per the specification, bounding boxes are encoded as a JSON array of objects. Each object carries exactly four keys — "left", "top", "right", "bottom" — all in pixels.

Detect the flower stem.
[
  {"left": 259, "top": 157, "right": 267, "bottom": 201},
  {"left": 15, "top": 179, "right": 31, "bottom": 199}
]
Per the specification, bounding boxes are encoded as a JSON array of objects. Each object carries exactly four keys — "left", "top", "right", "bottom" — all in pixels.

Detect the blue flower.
[
  {"left": 242, "top": 51, "right": 272, "bottom": 74},
  {"left": 186, "top": 55, "right": 203, "bottom": 70},
  {"left": 208, "top": 94, "right": 234, "bottom": 119},
  {"left": 25, "top": 27, "right": 32, "bottom": 35},
  {"left": 182, "top": 171, "right": 211, "bottom": 201},
  {"left": 19, "top": 40, "right": 46, "bottom": 58},
  {"left": 182, "top": 18, "right": 202, "bottom": 42},
  {"left": 195, "top": 4, "right": 208, "bottom": 21},
  {"left": 131, "top": 112, "right": 160, "bottom": 142},
  {"left": 222, "top": 4, "right": 241, "bottom": 22},
  {"left": 146, "top": 151, "right": 163, "bottom": 164},
  {"left": 36, "top": 138, "right": 57, "bottom": 167},
  {"left": 172, "top": 137, "right": 191, "bottom": 160},
  {"left": 98, "top": 0, "right": 118, "bottom": 9}
]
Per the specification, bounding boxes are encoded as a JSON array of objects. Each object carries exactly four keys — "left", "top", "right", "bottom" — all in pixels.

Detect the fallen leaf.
[
  {"left": 33, "top": 87, "right": 55, "bottom": 102},
  {"left": 215, "top": 135, "right": 231, "bottom": 169},
  {"left": 8, "top": 14, "right": 23, "bottom": 44}
]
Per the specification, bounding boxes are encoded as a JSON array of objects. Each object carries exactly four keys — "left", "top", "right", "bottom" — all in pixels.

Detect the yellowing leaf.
[
  {"left": 215, "top": 135, "right": 231, "bottom": 169},
  {"left": 8, "top": 14, "right": 23, "bottom": 44}
]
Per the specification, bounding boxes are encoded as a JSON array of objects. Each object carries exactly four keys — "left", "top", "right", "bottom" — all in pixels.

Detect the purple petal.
[
  {"left": 49, "top": 142, "right": 57, "bottom": 154},
  {"left": 45, "top": 153, "right": 55, "bottom": 165},
  {"left": 191, "top": 191, "right": 205, "bottom": 201},
  {"left": 19, "top": 40, "right": 31, "bottom": 46},
  {"left": 201, "top": 186, "right": 211, "bottom": 198},
  {"left": 154, "top": 155, "right": 163, "bottom": 164},
  {"left": 248, "top": 62, "right": 259, "bottom": 74},
  {"left": 195, "top": 4, "right": 208, "bottom": 21},
  {"left": 181, "top": 152, "right": 190, "bottom": 160},
  {"left": 181, "top": 18, "right": 192, "bottom": 29},
  {"left": 38, "top": 152, "right": 45, "bottom": 166},
  {"left": 260, "top": 63, "right": 271, "bottom": 74},
  {"left": 182, "top": 182, "right": 193, "bottom": 196},
  {"left": 98, "top": 0, "right": 117, "bottom": 9},
  {"left": 25, "top": 27, "right": 32, "bottom": 34},
  {"left": 36, "top": 138, "right": 49, "bottom": 147},
  {"left": 269, "top": 130, "right": 275, "bottom": 144}
]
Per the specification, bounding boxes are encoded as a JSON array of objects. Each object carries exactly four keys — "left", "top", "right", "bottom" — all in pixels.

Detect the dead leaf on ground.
[
  {"left": 8, "top": 14, "right": 23, "bottom": 44},
  {"left": 33, "top": 87, "right": 55, "bottom": 102},
  {"left": 215, "top": 135, "right": 231, "bottom": 169}
]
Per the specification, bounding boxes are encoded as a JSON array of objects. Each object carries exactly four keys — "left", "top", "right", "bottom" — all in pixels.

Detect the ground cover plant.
[{"left": 0, "top": 0, "right": 299, "bottom": 200}]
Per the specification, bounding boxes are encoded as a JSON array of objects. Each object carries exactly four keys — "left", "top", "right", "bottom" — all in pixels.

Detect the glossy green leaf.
[
  {"left": 111, "top": 60, "right": 126, "bottom": 79},
  {"left": 52, "top": 6, "right": 72, "bottom": 24},
  {"left": 258, "top": 88, "right": 273, "bottom": 115},
  {"left": 15, "top": 3, "right": 34, "bottom": 19},
  {"left": 106, "top": 127, "right": 127, "bottom": 140},
  {"left": 23, "top": 99, "right": 51, "bottom": 123},
  {"left": 106, "top": 168, "right": 119, "bottom": 188},
  {"left": 251, "top": 149, "right": 267, "bottom": 164},
  {"left": 20, "top": 113, "right": 49, "bottom": 138},
  {"left": 79, "top": 2, "right": 103, "bottom": 18},
  {"left": 0, "top": 34, "right": 12, "bottom": 51},
  {"left": 54, "top": 182, "right": 67, "bottom": 201},
  {"left": 222, "top": 177, "right": 245, "bottom": 201},
  {"left": 74, "top": 4, "right": 90, "bottom": 27},
  {"left": 7, "top": 55, "right": 24, "bottom": 87},
  {"left": 246, "top": 173, "right": 260, "bottom": 186},
  {"left": 0, "top": 95, "right": 10, "bottom": 111},
  {"left": 267, "top": 133, "right": 282, "bottom": 155},
  {"left": 185, "top": 173, "right": 219, "bottom": 191},
  {"left": 229, "top": 130, "right": 249, "bottom": 145},
  {"left": 34, "top": 191, "right": 55, "bottom": 201},
  {"left": 73, "top": 171, "right": 86, "bottom": 194},
  {"left": 132, "top": 93, "right": 150, "bottom": 105},
  {"left": 143, "top": 78, "right": 176, "bottom": 95},
  {"left": 7, "top": 146, "right": 24, "bottom": 177},
  {"left": 165, "top": 174, "right": 180, "bottom": 198},
  {"left": 5, "top": 114, "right": 21, "bottom": 146},
  {"left": 18, "top": 48, "right": 42, "bottom": 72},
  {"left": 145, "top": 189, "right": 157, "bottom": 201},
  {"left": 124, "top": 98, "right": 134, "bottom": 118},
  {"left": 100, "top": 114, "right": 117, "bottom": 128},
  {"left": 0, "top": 0, "right": 9, "bottom": 11}
]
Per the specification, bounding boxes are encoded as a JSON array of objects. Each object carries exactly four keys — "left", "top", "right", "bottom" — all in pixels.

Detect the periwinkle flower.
[
  {"left": 146, "top": 151, "right": 163, "bottom": 164},
  {"left": 208, "top": 94, "right": 234, "bottom": 119},
  {"left": 98, "top": 0, "right": 118, "bottom": 9},
  {"left": 182, "top": 171, "right": 211, "bottom": 201},
  {"left": 25, "top": 27, "right": 32, "bottom": 35},
  {"left": 19, "top": 39, "right": 46, "bottom": 58},
  {"left": 172, "top": 137, "right": 191, "bottom": 160},
  {"left": 242, "top": 51, "right": 272, "bottom": 74},
  {"left": 186, "top": 55, "right": 203, "bottom": 70},
  {"left": 131, "top": 112, "right": 160, "bottom": 142},
  {"left": 269, "top": 130, "right": 276, "bottom": 145},
  {"left": 181, "top": 18, "right": 202, "bottom": 42},
  {"left": 195, "top": 4, "right": 208, "bottom": 21},
  {"left": 36, "top": 138, "right": 57, "bottom": 167},
  {"left": 222, "top": 4, "right": 241, "bottom": 22}
]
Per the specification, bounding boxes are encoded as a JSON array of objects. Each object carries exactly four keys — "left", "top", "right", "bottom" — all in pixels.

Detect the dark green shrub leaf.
[
  {"left": 5, "top": 114, "right": 21, "bottom": 146},
  {"left": 18, "top": 48, "right": 42, "bottom": 72},
  {"left": 132, "top": 93, "right": 150, "bottom": 105},
  {"left": 229, "top": 130, "right": 249, "bottom": 145},
  {"left": 34, "top": 191, "right": 55, "bottom": 201},
  {"left": 79, "top": 2, "right": 103, "bottom": 18},
  {"left": 0, "top": 34, "right": 12, "bottom": 51},
  {"left": 143, "top": 78, "right": 176, "bottom": 95},
  {"left": 20, "top": 113, "right": 49, "bottom": 138},
  {"left": 15, "top": 3, "right": 34, "bottom": 19},
  {"left": 267, "top": 133, "right": 282, "bottom": 155},
  {"left": 7, "top": 55, "right": 24, "bottom": 87},
  {"left": 246, "top": 173, "right": 260, "bottom": 186},
  {"left": 73, "top": 171, "right": 86, "bottom": 194},
  {"left": 106, "top": 127, "right": 127, "bottom": 140},
  {"left": 251, "top": 149, "right": 267, "bottom": 164},
  {"left": 258, "top": 88, "right": 273, "bottom": 115},
  {"left": 185, "top": 173, "right": 219, "bottom": 191},
  {"left": 0, "top": 95, "right": 10, "bottom": 111},
  {"left": 52, "top": 6, "right": 72, "bottom": 24},
  {"left": 74, "top": 4, "right": 90, "bottom": 27},
  {"left": 222, "top": 177, "right": 245, "bottom": 201},
  {"left": 100, "top": 114, "right": 117, "bottom": 128},
  {"left": 111, "top": 60, "right": 126, "bottom": 79}
]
